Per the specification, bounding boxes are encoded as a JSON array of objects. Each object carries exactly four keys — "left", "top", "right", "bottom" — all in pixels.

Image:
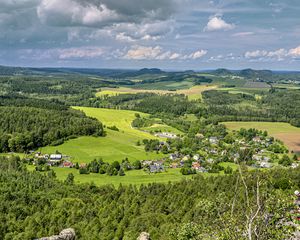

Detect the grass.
[
  {"left": 50, "top": 167, "right": 193, "bottom": 186},
  {"left": 41, "top": 107, "right": 166, "bottom": 163},
  {"left": 141, "top": 123, "right": 183, "bottom": 135}
]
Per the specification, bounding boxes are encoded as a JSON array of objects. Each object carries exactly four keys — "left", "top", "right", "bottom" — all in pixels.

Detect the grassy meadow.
[
  {"left": 51, "top": 167, "right": 193, "bottom": 186},
  {"left": 41, "top": 107, "right": 166, "bottom": 163}
]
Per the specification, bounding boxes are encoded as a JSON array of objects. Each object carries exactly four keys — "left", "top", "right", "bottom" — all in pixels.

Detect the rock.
[
  {"left": 137, "top": 232, "right": 150, "bottom": 240},
  {"left": 38, "top": 228, "right": 76, "bottom": 240}
]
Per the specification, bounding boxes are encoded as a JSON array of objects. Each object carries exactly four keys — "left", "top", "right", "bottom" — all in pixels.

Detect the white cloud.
[
  {"left": 123, "top": 45, "right": 207, "bottom": 60},
  {"left": 232, "top": 32, "right": 254, "bottom": 37},
  {"left": 245, "top": 50, "right": 268, "bottom": 59},
  {"left": 58, "top": 47, "right": 105, "bottom": 59},
  {"left": 37, "top": 0, "right": 120, "bottom": 28},
  {"left": 19, "top": 46, "right": 106, "bottom": 60},
  {"left": 189, "top": 50, "right": 208, "bottom": 59},
  {"left": 244, "top": 45, "right": 300, "bottom": 61},
  {"left": 123, "top": 45, "right": 162, "bottom": 60},
  {"left": 204, "top": 15, "right": 235, "bottom": 32},
  {"left": 289, "top": 45, "right": 300, "bottom": 57}
]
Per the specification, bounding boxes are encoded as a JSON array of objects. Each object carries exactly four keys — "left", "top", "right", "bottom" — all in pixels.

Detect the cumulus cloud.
[
  {"left": 245, "top": 45, "right": 300, "bottom": 61},
  {"left": 204, "top": 15, "right": 235, "bottom": 32},
  {"left": 124, "top": 45, "right": 162, "bottom": 60},
  {"left": 123, "top": 45, "right": 207, "bottom": 60},
  {"left": 189, "top": 50, "right": 208, "bottom": 59},
  {"left": 37, "top": 0, "right": 120, "bottom": 28},
  {"left": 37, "top": 0, "right": 176, "bottom": 28},
  {"left": 289, "top": 45, "right": 300, "bottom": 57},
  {"left": 111, "top": 20, "right": 174, "bottom": 42}
]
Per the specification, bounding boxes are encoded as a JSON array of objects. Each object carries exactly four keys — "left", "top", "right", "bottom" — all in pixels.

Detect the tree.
[
  {"left": 65, "top": 173, "right": 74, "bottom": 185},
  {"left": 224, "top": 166, "right": 233, "bottom": 174},
  {"left": 279, "top": 155, "right": 292, "bottom": 167},
  {"left": 118, "top": 168, "right": 125, "bottom": 176},
  {"left": 132, "top": 160, "right": 141, "bottom": 170}
]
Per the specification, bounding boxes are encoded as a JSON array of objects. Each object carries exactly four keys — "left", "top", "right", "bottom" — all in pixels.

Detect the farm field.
[
  {"left": 41, "top": 107, "right": 166, "bottom": 163},
  {"left": 224, "top": 122, "right": 300, "bottom": 153},
  {"left": 96, "top": 85, "right": 218, "bottom": 100}
]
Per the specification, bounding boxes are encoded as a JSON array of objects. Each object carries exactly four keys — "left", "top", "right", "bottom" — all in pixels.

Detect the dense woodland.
[
  {"left": 0, "top": 156, "right": 298, "bottom": 239},
  {"left": 0, "top": 97, "right": 104, "bottom": 152},
  {"left": 202, "top": 89, "right": 300, "bottom": 127}
]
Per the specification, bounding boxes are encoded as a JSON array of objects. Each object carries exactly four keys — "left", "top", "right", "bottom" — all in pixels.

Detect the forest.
[
  {"left": 0, "top": 155, "right": 298, "bottom": 240},
  {"left": 0, "top": 97, "right": 104, "bottom": 152}
]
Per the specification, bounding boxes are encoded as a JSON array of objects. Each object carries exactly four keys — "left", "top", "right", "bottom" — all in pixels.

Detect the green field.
[
  {"left": 141, "top": 123, "right": 183, "bottom": 135},
  {"left": 49, "top": 167, "right": 193, "bottom": 186},
  {"left": 41, "top": 107, "right": 166, "bottom": 163}
]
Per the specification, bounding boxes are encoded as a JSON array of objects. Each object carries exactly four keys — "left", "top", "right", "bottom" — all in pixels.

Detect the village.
[{"left": 27, "top": 128, "right": 299, "bottom": 176}]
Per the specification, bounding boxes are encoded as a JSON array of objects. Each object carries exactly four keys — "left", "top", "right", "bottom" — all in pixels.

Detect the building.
[
  {"left": 192, "top": 162, "right": 201, "bottom": 170},
  {"left": 209, "top": 137, "right": 218, "bottom": 145}
]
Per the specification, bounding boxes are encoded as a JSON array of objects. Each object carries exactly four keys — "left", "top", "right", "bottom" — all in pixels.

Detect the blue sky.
[{"left": 1, "top": 0, "right": 300, "bottom": 70}]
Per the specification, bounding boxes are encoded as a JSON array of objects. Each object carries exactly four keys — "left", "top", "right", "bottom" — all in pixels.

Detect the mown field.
[
  {"left": 224, "top": 122, "right": 300, "bottom": 153},
  {"left": 41, "top": 107, "right": 166, "bottom": 163}
]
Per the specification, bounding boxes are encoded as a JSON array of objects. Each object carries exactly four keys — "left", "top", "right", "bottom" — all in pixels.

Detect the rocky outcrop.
[
  {"left": 38, "top": 228, "right": 76, "bottom": 240},
  {"left": 137, "top": 232, "right": 150, "bottom": 240}
]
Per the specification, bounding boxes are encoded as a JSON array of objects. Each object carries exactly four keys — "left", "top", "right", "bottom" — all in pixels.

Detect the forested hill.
[
  {"left": 0, "top": 155, "right": 297, "bottom": 239},
  {"left": 0, "top": 98, "right": 104, "bottom": 152}
]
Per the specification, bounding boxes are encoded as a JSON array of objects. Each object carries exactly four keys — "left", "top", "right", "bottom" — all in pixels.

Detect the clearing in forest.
[
  {"left": 96, "top": 85, "right": 218, "bottom": 100},
  {"left": 41, "top": 107, "right": 166, "bottom": 163}
]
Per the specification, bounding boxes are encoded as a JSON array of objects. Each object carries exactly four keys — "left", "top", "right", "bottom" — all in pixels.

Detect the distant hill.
[
  {"left": 238, "top": 69, "right": 273, "bottom": 79},
  {"left": 213, "top": 68, "right": 233, "bottom": 75}
]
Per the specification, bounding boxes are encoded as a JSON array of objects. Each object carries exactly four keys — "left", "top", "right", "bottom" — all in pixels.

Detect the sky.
[{"left": 1, "top": 0, "right": 300, "bottom": 70}]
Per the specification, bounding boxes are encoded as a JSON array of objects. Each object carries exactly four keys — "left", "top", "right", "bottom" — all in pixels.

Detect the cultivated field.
[
  {"left": 41, "top": 107, "right": 166, "bottom": 163},
  {"left": 97, "top": 85, "right": 218, "bottom": 100},
  {"left": 224, "top": 122, "right": 300, "bottom": 153}
]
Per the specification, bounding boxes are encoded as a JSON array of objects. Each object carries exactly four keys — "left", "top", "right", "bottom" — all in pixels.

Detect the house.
[
  {"left": 252, "top": 136, "right": 262, "bottom": 143},
  {"left": 292, "top": 163, "right": 299, "bottom": 169},
  {"left": 169, "top": 152, "right": 181, "bottom": 161},
  {"left": 193, "top": 154, "right": 200, "bottom": 161},
  {"left": 209, "top": 149, "right": 218, "bottom": 154},
  {"left": 63, "top": 161, "right": 74, "bottom": 168},
  {"left": 192, "top": 162, "right": 201, "bottom": 170},
  {"left": 195, "top": 133, "right": 204, "bottom": 139},
  {"left": 209, "top": 137, "right": 219, "bottom": 145},
  {"left": 149, "top": 164, "right": 164, "bottom": 173},
  {"left": 260, "top": 162, "right": 272, "bottom": 168},
  {"left": 79, "top": 163, "right": 87, "bottom": 168},
  {"left": 170, "top": 163, "right": 179, "bottom": 168},
  {"left": 252, "top": 155, "right": 263, "bottom": 161},
  {"left": 154, "top": 132, "right": 178, "bottom": 139},
  {"left": 207, "top": 158, "right": 214, "bottom": 164},
  {"left": 142, "top": 160, "right": 153, "bottom": 167},
  {"left": 50, "top": 154, "right": 62, "bottom": 161}
]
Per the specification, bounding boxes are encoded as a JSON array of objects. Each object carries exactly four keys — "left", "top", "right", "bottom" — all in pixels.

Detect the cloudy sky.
[{"left": 1, "top": 0, "right": 300, "bottom": 70}]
